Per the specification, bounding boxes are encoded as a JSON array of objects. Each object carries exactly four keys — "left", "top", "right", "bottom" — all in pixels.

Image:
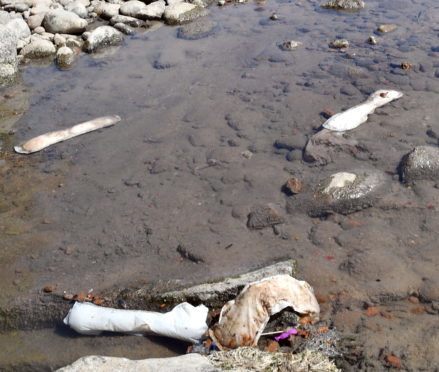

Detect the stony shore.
[{"left": 0, "top": 0, "right": 212, "bottom": 76}]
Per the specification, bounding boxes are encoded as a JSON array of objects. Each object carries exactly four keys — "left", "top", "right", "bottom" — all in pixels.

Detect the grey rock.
[
  {"left": 27, "top": 14, "right": 45, "bottom": 29},
  {"left": 83, "top": 25, "right": 123, "bottom": 53},
  {"left": 303, "top": 129, "right": 363, "bottom": 165},
  {"left": 109, "top": 14, "right": 145, "bottom": 27},
  {"left": 177, "top": 17, "right": 218, "bottom": 40},
  {"left": 0, "top": 24, "right": 18, "bottom": 82},
  {"left": 56, "top": 46, "right": 75, "bottom": 68},
  {"left": 43, "top": 9, "right": 87, "bottom": 34},
  {"left": 138, "top": 0, "right": 166, "bottom": 20},
  {"left": 54, "top": 33, "right": 66, "bottom": 47},
  {"left": 20, "top": 38, "right": 56, "bottom": 58},
  {"left": 321, "top": 0, "right": 364, "bottom": 10},
  {"left": 0, "top": 9, "right": 21, "bottom": 24},
  {"left": 5, "top": 2, "right": 29, "bottom": 12},
  {"left": 247, "top": 204, "right": 285, "bottom": 230},
  {"left": 274, "top": 134, "right": 307, "bottom": 151},
  {"left": 6, "top": 17, "right": 31, "bottom": 40},
  {"left": 400, "top": 146, "right": 439, "bottom": 183},
  {"left": 113, "top": 22, "right": 135, "bottom": 35},
  {"left": 156, "top": 260, "right": 296, "bottom": 307},
  {"left": 119, "top": 0, "right": 146, "bottom": 18},
  {"left": 33, "top": 26, "right": 45, "bottom": 34},
  {"left": 286, "top": 169, "right": 389, "bottom": 216},
  {"left": 65, "top": 2, "right": 88, "bottom": 19},
  {"left": 163, "top": 3, "right": 208, "bottom": 25},
  {"left": 95, "top": 2, "right": 120, "bottom": 19}
]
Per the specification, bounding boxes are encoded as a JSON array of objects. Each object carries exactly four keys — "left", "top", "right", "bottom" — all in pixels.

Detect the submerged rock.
[
  {"left": 286, "top": 169, "right": 389, "bottom": 216},
  {"left": 330, "top": 39, "right": 349, "bottom": 48},
  {"left": 377, "top": 24, "right": 397, "bottom": 33},
  {"left": 43, "top": 9, "right": 88, "bottom": 34},
  {"left": 83, "top": 26, "right": 124, "bottom": 53},
  {"left": 321, "top": 0, "right": 364, "bottom": 10},
  {"left": 247, "top": 204, "right": 285, "bottom": 229},
  {"left": 163, "top": 3, "right": 208, "bottom": 25},
  {"left": 177, "top": 17, "right": 218, "bottom": 40},
  {"left": 400, "top": 146, "right": 439, "bottom": 183},
  {"left": 303, "top": 129, "right": 364, "bottom": 165}
]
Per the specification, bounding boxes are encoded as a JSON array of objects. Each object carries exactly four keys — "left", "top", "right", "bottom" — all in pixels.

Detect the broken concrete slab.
[{"left": 153, "top": 260, "right": 297, "bottom": 308}]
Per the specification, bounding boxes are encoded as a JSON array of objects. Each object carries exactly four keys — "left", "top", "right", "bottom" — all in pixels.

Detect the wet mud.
[{"left": 1, "top": 0, "right": 439, "bottom": 370}]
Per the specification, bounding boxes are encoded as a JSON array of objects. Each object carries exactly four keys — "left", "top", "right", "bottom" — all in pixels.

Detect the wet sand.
[{"left": 1, "top": 0, "right": 439, "bottom": 370}]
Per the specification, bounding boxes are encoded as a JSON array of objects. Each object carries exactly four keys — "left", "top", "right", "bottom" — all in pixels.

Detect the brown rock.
[
  {"left": 400, "top": 62, "right": 412, "bottom": 70},
  {"left": 284, "top": 178, "right": 303, "bottom": 194},
  {"left": 247, "top": 205, "right": 285, "bottom": 229},
  {"left": 364, "top": 306, "right": 380, "bottom": 317},
  {"left": 43, "top": 285, "right": 56, "bottom": 293},
  {"left": 410, "top": 306, "right": 424, "bottom": 315},
  {"left": 408, "top": 296, "right": 419, "bottom": 304},
  {"left": 385, "top": 354, "right": 401, "bottom": 368},
  {"left": 267, "top": 340, "right": 279, "bottom": 353}
]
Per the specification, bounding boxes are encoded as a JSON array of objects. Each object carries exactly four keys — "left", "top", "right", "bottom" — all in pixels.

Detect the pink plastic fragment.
[{"left": 274, "top": 328, "right": 298, "bottom": 341}]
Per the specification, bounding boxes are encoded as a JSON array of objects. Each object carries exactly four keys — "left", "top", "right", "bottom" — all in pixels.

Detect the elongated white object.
[
  {"left": 323, "top": 90, "right": 403, "bottom": 131},
  {"left": 209, "top": 275, "right": 320, "bottom": 350},
  {"left": 63, "top": 302, "right": 208, "bottom": 343},
  {"left": 14, "top": 115, "right": 121, "bottom": 154}
]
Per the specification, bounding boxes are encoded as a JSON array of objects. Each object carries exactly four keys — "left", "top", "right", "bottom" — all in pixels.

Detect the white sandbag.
[
  {"left": 63, "top": 302, "right": 208, "bottom": 343},
  {"left": 14, "top": 115, "right": 121, "bottom": 154},
  {"left": 322, "top": 89, "right": 403, "bottom": 131},
  {"left": 209, "top": 275, "right": 320, "bottom": 350}
]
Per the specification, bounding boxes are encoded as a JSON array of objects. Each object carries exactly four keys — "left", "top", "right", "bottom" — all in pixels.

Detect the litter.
[
  {"left": 14, "top": 115, "right": 121, "bottom": 154},
  {"left": 209, "top": 275, "right": 320, "bottom": 350},
  {"left": 63, "top": 301, "right": 208, "bottom": 343},
  {"left": 274, "top": 328, "right": 298, "bottom": 341},
  {"left": 322, "top": 90, "right": 403, "bottom": 132}
]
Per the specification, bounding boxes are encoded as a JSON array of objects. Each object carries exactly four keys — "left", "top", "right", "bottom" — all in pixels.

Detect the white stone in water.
[
  {"left": 20, "top": 38, "right": 56, "bottom": 58},
  {"left": 323, "top": 172, "right": 356, "bottom": 194},
  {"left": 56, "top": 46, "right": 75, "bottom": 67},
  {"left": 282, "top": 40, "right": 302, "bottom": 50},
  {"left": 83, "top": 25, "right": 123, "bottom": 53},
  {"left": 163, "top": 3, "right": 202, "bottom": 25}
]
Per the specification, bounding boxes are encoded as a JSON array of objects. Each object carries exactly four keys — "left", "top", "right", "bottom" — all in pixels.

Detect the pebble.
[
  {"left": 330, "top": 39, "right": 349, "bottom": 49},
  {"left": 280, "top": 40, "right": 302, "bottom": 51},
  {"left": 368, "top": 35, "right": 377, "bottom": 45},
  {"left": 377, "top": 24, "right": 397, "bottom": 33}
]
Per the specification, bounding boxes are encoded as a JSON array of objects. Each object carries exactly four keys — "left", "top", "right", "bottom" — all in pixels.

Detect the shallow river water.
[{"left": 0, "top": 0, "right": 439, "bottom": 370}]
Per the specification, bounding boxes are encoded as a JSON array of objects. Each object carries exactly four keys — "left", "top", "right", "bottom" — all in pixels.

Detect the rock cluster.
[{"left": 0, "top": 0, "right": 210, "bottom": 79}]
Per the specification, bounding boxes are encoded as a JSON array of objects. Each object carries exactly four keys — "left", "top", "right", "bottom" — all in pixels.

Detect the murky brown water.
[{"left": 1, "top": 0, "right": 439, "bottom": 370}]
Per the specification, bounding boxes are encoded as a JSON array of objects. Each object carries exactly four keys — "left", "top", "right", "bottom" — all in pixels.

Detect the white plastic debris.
[
  {"left": 63, "top": 302, "right": 208, "bottom": 343},
  {"left": 322, "top": 89, "right": 403, "bottom": 132},
  {"left": 14, "top": 115, "right": 121, "bottom": 154},
  {"left": 209, "top": 275, "right": 320, "bottom": 350}
]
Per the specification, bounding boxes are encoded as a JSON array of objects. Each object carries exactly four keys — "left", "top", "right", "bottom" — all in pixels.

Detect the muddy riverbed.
[{"left": 1, "top": 0, "right": 439, "bottom": 370}]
